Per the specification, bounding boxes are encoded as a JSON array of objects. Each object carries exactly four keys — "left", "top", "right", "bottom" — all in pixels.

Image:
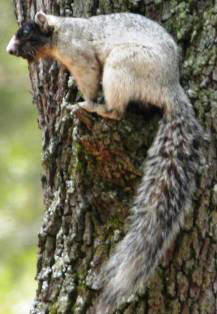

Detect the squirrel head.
[{"left": 6, "top": 12, "right": 53, "bottom": 62}]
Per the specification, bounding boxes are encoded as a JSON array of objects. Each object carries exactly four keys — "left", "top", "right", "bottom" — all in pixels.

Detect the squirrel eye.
[{"left": 22, "top": 28, "right": 30, "bottom": 37}]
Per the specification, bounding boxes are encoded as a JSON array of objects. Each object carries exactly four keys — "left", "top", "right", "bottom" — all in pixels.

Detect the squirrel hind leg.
[
  {"left": 78, "top": 61, "right": 126, "bottom": 119},
  {"left": 101, "top": 66, "right": 131, "bottom": 118},
  {"left": 79, "top": 101, "right": 122, "bottom": 120},
  {"left": 102, "top": 47, "right": 150, "bottom": 115},
  {"left": 79, "top": 60, "right": 132, "bottom": 120}
]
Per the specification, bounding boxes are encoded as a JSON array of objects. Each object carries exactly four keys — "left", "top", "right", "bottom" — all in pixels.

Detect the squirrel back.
[
  {"left": 7, "top": 12, "right": 204, "bottom": 313},
  {"left": 7, "top": 12, "right": 180, "bottom": 114}
]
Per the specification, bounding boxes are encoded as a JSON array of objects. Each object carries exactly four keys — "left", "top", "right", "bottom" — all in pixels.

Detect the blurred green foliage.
[{"left": 0, "top": 1, "right": 42, "bottom": 313}]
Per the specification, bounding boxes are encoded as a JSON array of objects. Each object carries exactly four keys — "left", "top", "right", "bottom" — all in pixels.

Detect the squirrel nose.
[
  {"left": 7, "top": 48, "right": 15, "bottom": 55},
  {"left": 6, "top": 36, "right": 18, "bottom": 55}
]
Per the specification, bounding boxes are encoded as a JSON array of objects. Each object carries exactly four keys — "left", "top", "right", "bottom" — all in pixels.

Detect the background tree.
[{"left": 12, "top": 0, "right": 217, "bottom": 313}]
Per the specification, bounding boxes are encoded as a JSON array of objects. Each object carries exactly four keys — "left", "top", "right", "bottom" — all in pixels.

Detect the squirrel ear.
[{"left": 35, "top": 11, "right": 49, "bottom": 31}]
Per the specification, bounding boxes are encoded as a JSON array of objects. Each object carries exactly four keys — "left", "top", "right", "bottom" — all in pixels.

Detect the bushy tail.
[{"left": 96, "top": 99, "right": 203, "bottom": 313}]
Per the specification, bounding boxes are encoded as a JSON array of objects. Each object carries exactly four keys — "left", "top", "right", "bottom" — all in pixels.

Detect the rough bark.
[{"left": 13, "top": 1, "right": 217, "bottom": 314}]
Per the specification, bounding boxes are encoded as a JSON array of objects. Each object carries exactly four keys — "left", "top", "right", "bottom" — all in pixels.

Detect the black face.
[{"left": 7, "top": 21, "right": 52, "bottom": 62}]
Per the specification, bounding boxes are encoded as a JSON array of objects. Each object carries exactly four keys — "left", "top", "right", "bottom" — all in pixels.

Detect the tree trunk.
[{"left": 13, "top": 1, "right": 217, "bottom": 314}]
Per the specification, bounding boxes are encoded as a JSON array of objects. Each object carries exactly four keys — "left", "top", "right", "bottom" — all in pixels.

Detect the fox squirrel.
[{"left": 7, "top": 12, "right": 203, "bottom": 313}]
